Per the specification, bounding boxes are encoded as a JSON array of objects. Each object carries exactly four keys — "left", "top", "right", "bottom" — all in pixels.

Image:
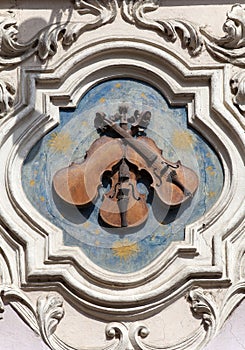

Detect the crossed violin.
[{"left": 53, "top": 105, "right": 198, "bottom": 228}]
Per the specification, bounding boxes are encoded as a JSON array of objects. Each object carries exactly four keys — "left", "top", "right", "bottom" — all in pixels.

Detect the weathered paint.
[{"left": 22, "top": 79, "right": 223, "bottom": 273}]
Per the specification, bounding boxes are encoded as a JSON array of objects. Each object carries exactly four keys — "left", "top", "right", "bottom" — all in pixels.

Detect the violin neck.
[{"left": 104, "top": 118, "right": 158, "bottom": 166}]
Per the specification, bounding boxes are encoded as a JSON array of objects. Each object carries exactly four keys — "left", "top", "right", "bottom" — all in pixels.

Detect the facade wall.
[{"left": 0, "top": 1, "right": 244, "bottom": 349}]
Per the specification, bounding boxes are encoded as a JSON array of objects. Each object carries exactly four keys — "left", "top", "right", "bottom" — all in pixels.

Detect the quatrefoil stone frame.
[{"left": 0, "top": 2, "right": 244, "bottom": 350}]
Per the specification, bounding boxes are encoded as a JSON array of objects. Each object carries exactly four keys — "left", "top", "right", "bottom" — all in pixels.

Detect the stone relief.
[
  {"left": 230, "top": 70, "right": 245, "bottom": 114},
  {"left": 0, "top": 1, "right": 244, "bottom": 350},
  {"left": 1, "top": 280, "right": 244, "bottom": 350},
  {"left": 0, "top": 2, "right": 245, "bottom": 117},
  {"left": 0, "top": 79, "right": 15, "bottom": 117},
  {"left": 1, "top": 2, "right": 245, "bottom": 68},
  {"left": 0, "top": 280, "right": 219, "bottom": 350}
]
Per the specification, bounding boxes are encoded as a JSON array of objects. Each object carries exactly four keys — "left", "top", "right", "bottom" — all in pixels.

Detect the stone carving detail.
[
  {"left": 0, "top": 283, "right": 226, "bottom": 350},
  {"left": 201, "top": 4, "right": 245, "bottom": 65},
  {"left": 0, "top": 1, "right": 117, "bottom": 67},
  {"left": 37, "top": 293, "right": 65, "bottom": 348},
  {"left": 0, "top": 79, "right": 15, "bottom": 117},
  {"left": 187, "top": 288, "right": 217, "bottom": 335},
  {"left": 230, "top": 71, "right": 245, "bottom": 113},
  {"left": 122, "top": 0, "right": 203, "bottom": 56},
  {"left": 0, "top": 1, "right": 245, "bottom": 70}
]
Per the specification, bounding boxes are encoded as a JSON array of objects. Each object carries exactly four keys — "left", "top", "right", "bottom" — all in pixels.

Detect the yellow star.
[
  {"left": 112, "top": 239, "right": 140, "bottom": 261},
  {"left": 29, "top": 180, "right": 35, "bottom": 186}
]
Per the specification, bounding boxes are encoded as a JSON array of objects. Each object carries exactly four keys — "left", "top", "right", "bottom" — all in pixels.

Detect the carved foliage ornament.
[
  {"left": 1, "top": 1, "right": 245, "bottom": 68},
  {"left": 0, "top": 2, "right": 245, "bottom": 118},
  {"left": 0, "top": 2, "right": 244, "bottom": 350},
  {"left": 1, "top": 283, "right": 244, "bottom": 350},
  {"left": 0, "top": 283, "right": 225, "bottom": 350}
]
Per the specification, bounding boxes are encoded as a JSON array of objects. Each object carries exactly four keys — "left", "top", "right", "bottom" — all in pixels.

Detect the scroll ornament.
[
  {"left": 0, "top": 253, "right": 244, "bottom": 349},
  {"left": 230, "top": 71, "right": 245, "bottom": 113},
  {"left": 0, "top": 79, "right": 15, "bottom": 118},
  {"left": 0, "top": 2, "right": 245, "bottom": 117},
  {"left": 0, "top": 283, "right": 226, "bottom": 350},
  {"left": 1, "top": 1, "right": 245, "bottom": 68}
]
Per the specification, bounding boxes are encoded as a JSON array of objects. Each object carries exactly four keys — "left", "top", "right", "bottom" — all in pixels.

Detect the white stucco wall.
[{"left": 0, "top": 1, "right": 244, "bottom": 350}]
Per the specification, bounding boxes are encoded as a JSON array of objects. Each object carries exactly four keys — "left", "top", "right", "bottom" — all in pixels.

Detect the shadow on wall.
[
  {"left": 159, "top": 0, "right": 237, "bottom": 5},
  {"left": 204, "top": 300, "right": 245, "bottom": 350}
]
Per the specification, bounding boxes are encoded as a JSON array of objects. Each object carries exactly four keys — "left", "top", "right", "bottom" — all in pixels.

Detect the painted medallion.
[{"left": 22, "top": 79, "right": 223, "bottom": 273}]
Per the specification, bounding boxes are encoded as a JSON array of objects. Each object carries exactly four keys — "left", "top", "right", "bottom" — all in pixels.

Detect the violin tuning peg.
[
  {"left": 140, "top": 111, "right": 151, "bottom": 128},
  {"left": 134, "top": 110, "right": 140, "bottom": 118},
  {"left": 94, "top": 112, "right": 107, "bottom": 131},
  {"left": 127, "top": 115, "right": 136, "bottom": 124},
  {"left": 111, "top": 113, "right": 120, "bottom": 122},
  {"left": 118, "top": 104, "right": 129, "bottom": 115}
]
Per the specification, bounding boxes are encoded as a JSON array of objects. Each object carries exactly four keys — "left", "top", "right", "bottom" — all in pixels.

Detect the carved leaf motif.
[
  {"left": 0, "top": 79, "right": 15, "bottom": 117},
  {"left": 230, "top": 71, "right": 245, "bottom": 112},
  {"left": 0, "top": 1, "right": 117, "bottom": 66},
  {"left": 0, "top": 16, "right": 35, "bottom": 58},
  {"left": 37, "top": 1, "right": 117, "bottom": 60},
  {"left": 201, "top": 4, "right": 245, "bottom": 65},
  {"left": 1, "top": 286, "right": 40, "bottom": 334},
  {"left": 122, "top": 0, "right": 203, "bottom": 56},
  {"left": 37, "top": 293, "right": 65, "bottom": 339},
  {"left": 187, "top": 288, "right": 217, "bottom": 330}
]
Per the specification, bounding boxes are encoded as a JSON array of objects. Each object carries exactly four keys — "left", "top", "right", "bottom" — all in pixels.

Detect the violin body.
[
  {"left": 124, "top": 136, "right": 199, "bottom": 207},
  {"left": 100, "top": 165, "right": 148, "bottom": 228},
  {"left": 53, "top": 136, "right": 124, "bottom": 206}
]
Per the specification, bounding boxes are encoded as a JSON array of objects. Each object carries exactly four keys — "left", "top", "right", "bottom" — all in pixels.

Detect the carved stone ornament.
[
  {"left": 0, "top": 1, "right": 244, "bottom": 350},
  {"left": 2, "top": 2, "right": 245, "bottom": 68}
]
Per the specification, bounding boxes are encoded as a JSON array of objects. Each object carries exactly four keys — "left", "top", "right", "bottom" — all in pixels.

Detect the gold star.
[
  {"left": 48, "top": 132, "right": 73, "bottom": 153},
  {"left": 206, "top": 166, "right": 215, "bottom": 176},
  {"left": 112, "top": 239, "right": 140, "bottom": 261},
  {"left": 172, "top": 130, "right": 195, "bottom": 150},
  {"left": 82, "top": 222, "right": 90, "bottom": 229}
]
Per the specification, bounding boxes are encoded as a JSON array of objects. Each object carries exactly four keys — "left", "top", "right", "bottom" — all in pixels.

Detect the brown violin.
[
  {"left": 53, "top": 136, "right": 148, "bottom": 228},
  {"left": 53, "top": 136, "right": 124, "bottom": 206},
  {"left": 100, "top": 158, "right": 148, "bottom": 228},
  {"left": 100, "top": 115, "right": 199, "bottom": 207}
]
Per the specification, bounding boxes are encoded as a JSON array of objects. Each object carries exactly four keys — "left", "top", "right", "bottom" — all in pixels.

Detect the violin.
[
  {"left": 53, "top": 136, "right": 148, "bottom": 228},
  {"left": 98, "top": 114, "right": 199, "bottom": 207},
  {"left": 100, "top": 158, "right": 148, "bottom": 228},
  {"left": 53, "top": 106, "right": 198, "bottom": 228},
  {"left": 53, "top": 136, "right": 124, "bottom": 206}
]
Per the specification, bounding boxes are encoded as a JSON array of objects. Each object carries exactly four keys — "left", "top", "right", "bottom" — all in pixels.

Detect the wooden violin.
[
  {"left": 99, "top": 114, "right": 199, "bottom": 207},
  {"left": 100, "top": 158, "right": 148, "bottom": 228}
]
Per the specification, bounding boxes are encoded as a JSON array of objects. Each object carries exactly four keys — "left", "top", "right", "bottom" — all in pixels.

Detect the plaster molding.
[
  {"left": 0, "top": 1, "right": 117, "bottom": 68},
  {"left": 230, "top": 70, "right": 245, "bottom": 113},
  {"left": 0, "top": 2, "right": 244, "bottom": 350},
  {"left": 0, "top": 37, "right": 243, "bottom": 315},
  {"left": 121, "top": 0, "right": 203, "bottom": 56},
  {"left": 0, "top": 79, "right": 15, "bottom": 118},
  {"left": 1, "top": 2, "right": 245, "bottom": 72},
  {"left": 1, "top": 284, "right": 243, "bottom": 350},
  {"left": 201, "top": 3, "right": 245, "bottom": 66}
]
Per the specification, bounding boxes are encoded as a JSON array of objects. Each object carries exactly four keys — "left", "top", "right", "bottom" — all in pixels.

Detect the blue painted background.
[{"left": 22, "top": 79, "right": 223, "bottom": 273}]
